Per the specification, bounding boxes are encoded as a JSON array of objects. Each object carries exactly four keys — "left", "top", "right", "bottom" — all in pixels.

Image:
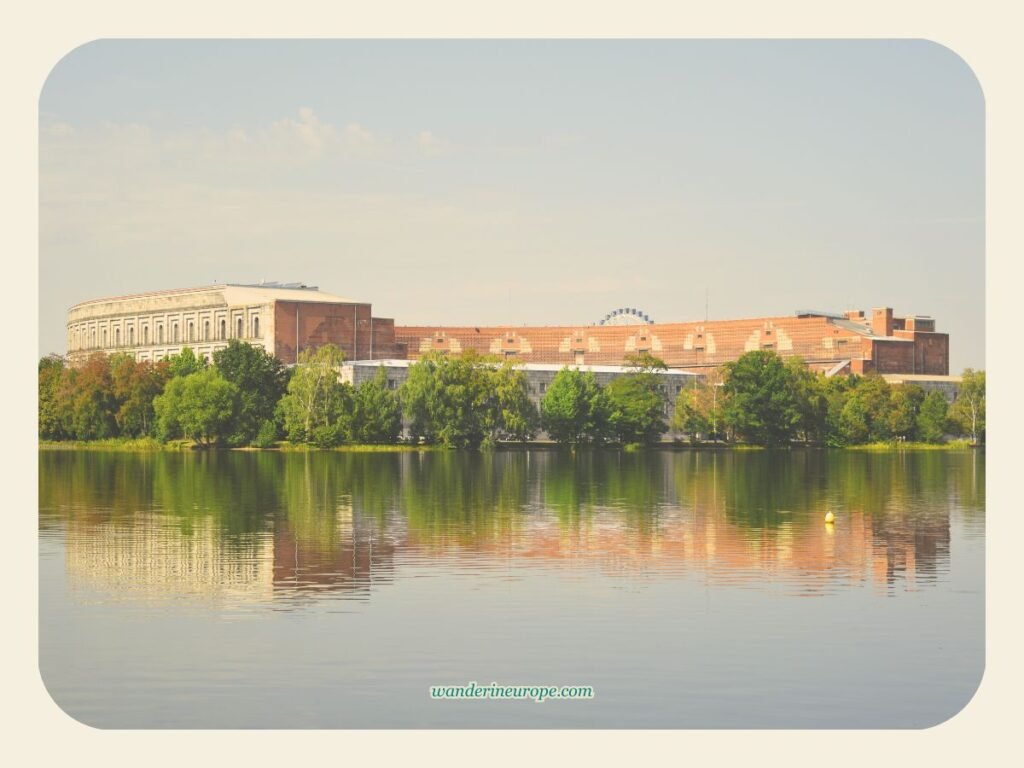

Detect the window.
[
  {"left": 505, "top": 350, "right": 518, "bottom": 358},
  {"left": 695, "top": 346, "right": 705, "bottom": 353},
  {"left": 203, "top": 321, "right": 209, "bottom": 341},
  {"left": 158, "top": 325, "right": 164, "bottom": 344},
  {"left": 188, "top": 322, "right": 194, "bottom": 342},
  {"left": 237, "top": 318, "right": 243, "bottom": 338},
  {"left": 762, "top": 343, "right": 774, "bottom": 350},
  {"left": 220, "top": 319, "right": 226, "bottom": 340},
  {"left": 539, "top": 382, "right": 546, "bottom": 394},
  {"left": 253, "top": 317, "right": 260, "bottom": 338},
  {"left": 144, "top": 327, "right": 149, "bottom": 345},
  {"left": 128, "top": 327, "right": 134, "bottom": 345},
  {"left": 387, "top": 379, "right": 397, "bottom": 391},
  {"left": 173, "top": 323, "right": 179, "bottom": 343},
  {"left": 103, "top": 330, "right": 107, "bottom": 347},
  {"left": 115, "top": 328, "right": 120, "bottom": 346}
]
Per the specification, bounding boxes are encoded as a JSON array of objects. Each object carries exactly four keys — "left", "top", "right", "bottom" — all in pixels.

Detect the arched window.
[
  {"left": 253, "top": 317, "right": 260, "bottom": 338},
  {"left": 188, "top": 322, "right": 194, "bottom": 342},
  {"left": 173, "top": 323, "right": 179, "bottom": 343},
  {"left": 236, "top": 317, "right": 243, "bottom": 338},
  {"left": 91, "top": 331, "right": 96, "bottom": 348},
  {"left": 158, "top": 325, "right": 164, "bottom": 344},
  {"left": 129, "top": 327, "right": 134, "bottom": 346},
  {"left": 103, "top": 329, "right": 108, "bottom": 347},
  {"left": 203, "top": 321, "right": 209, "bottom": 341},
  {"left": 144, "top": 326, "right": 149, "bottom": 345},
  {"left": 220, "top": 319, "right": 226, "bottom": 340},
  {"left": 115, "top": 328, "right": 121, "bottom": 346}
]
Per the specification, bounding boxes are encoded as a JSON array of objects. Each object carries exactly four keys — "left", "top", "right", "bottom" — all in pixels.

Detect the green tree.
[
  {"left": 38, "top": 355, "right": 69, "bottom": 440},
  {"left": 153, "top": 367, "right": 240, "bottom": 445},
  {"left": 785, "top": 358, "right": 827, "bottom": 443},
  {"left": 213, "top": 340, "right": 289, "bottom": 445},
  {"left": 623, "top": 351, "right": 668, "bottom": 372},
  {"left": 351, "top": 367, "right": 403, "bottom": 444},
  {"left": 949, "top": 369, "right": 985, "bottom": 444},
  {"left": 839, "top": 375, "right": 893, "bottom": 444},
  {"left": 483, "top": 361, "right": 539, "bottom": 444},
  {"left": 887, "top": 384, "right": 926, "bottom": 441},
  {"left": 400, "top": 352, "right": 492, "bottom": 448},
  {"left": 541, "top": 368, "right": 609, "bottom": 445},
  {"left": 820, "top": 374, "right": 857, "bottom": 446},
  {"left": 721, "top": 351, "right": 802, "bottom": 447},
  {"left": 916, "top": 390, "right": 950, "bottom": 444},
  {"left": 605, "top": 370, "right": 668, "bottom": 445},
  {"left": 675, "top": 367, "right": 726, "bottom": 442},
  {"left": 276, "top": 344, "right": 353, "bottom": 447},
  {"left": 168, "top": 346, "right": 206, "bottom": 378}
]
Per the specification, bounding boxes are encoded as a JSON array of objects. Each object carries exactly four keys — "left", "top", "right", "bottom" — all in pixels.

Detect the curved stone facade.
[{"left": 66, "top": 282, "right": 402, "bottom": 365}]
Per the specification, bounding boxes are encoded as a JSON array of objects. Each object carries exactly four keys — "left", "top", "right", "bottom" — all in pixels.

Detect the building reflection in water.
[{"left": 43, "top": 449, "right": 978, "bottom": 607}]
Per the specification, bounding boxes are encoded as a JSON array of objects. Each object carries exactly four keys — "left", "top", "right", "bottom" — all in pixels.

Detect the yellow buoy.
[{"left": 824, "top": 510, "right": 835, "bottom": 524}]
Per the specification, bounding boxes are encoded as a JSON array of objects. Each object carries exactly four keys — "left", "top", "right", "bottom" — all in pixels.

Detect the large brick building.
[
  {"left": 395, "top": 307, "right": 949, "bottom": 376},
  {"left": 66, "top": 283, "right": 948, "bottom": 376}
]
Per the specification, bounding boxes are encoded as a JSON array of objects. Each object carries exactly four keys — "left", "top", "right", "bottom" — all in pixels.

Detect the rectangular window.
[{"left": 539, "top": 382, "right": 546, "bottom": 394}]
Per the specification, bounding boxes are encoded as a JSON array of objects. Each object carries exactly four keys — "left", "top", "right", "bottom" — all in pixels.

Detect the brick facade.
[{"left": 395, "top": 308, "right": 949, "bottom": 375}]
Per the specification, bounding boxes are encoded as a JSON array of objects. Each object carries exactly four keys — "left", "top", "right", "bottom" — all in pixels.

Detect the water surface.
[{"left": 38, "top": 449, "right": 985, "bottom": 728}]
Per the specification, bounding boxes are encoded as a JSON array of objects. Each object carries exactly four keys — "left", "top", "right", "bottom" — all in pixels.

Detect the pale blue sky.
[{"left": 39, "top": 40, "right": 984, "bottom": 369}]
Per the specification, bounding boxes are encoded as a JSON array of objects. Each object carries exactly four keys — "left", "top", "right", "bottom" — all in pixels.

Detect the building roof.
[{"left": 69, "top": 282, "right": 359, "bottom": 311}]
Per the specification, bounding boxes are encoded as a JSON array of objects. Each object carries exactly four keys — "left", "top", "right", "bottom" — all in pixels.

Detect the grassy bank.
[
  {"left": 39, "top": 437, "right": 194, "bottom": 451},
  {"left": 39, "top": 438, "right": 979, "bottom": 452},
  {"left": 842, "top": 439, "right": 976, "bottom": 452}
]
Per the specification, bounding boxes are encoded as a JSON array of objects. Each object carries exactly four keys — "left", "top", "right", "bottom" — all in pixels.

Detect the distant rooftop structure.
[
  {"left": 227, "top": 281, "right": 319, "bottom": 290},
  {"left": 795, "top": 309, "right": 846, "bottom": 320},
  {"left": 598, "top": 307, "right": 654, "bottom": 326}
]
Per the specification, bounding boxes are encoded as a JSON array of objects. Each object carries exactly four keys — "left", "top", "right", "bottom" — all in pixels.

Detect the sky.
[{"left": 38, "top": 40, "right": 985, "bottom": 370}]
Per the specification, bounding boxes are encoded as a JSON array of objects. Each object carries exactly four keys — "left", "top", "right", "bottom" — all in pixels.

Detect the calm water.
[{"left": 38, "top": 449, "right": 985, "bottom": 729}]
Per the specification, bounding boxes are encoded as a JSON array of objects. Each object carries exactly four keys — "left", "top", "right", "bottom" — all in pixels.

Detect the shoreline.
[{"left": 38, "top": 439, "right": 980, "bottom": 453}]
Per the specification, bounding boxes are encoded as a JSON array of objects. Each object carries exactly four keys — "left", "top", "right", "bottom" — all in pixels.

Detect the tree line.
[{"left": 38, "top": 344, "right": 985, "bottom": 449}]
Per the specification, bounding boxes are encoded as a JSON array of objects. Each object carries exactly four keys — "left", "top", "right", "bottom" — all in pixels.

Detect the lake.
[{"left": 38, "top": 448, "right": 985, "bottom": 728}]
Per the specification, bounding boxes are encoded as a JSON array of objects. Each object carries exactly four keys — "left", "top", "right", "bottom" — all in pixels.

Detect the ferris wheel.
[{"left": 598, "top": 307, "right": 654, "bottom": 326}]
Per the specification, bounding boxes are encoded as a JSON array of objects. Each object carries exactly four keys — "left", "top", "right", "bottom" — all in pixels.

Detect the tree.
[
  {"left": 351, "top": 367, "right": 403, "bottom": 444},
  {"left": 110, "top": 353, "right": 171, "bottom": 437},
  {"left": 38, "top": 355, "right": 69, "bottom": 440},
  {"left": 785, "top": 358, "right": 827, "bottom": 443},
  {"left": 153, "top": 367, "right": 240, "bottom": 445},
  {"left": 541, "top": 368, "right": 608, "bottom": 445},
  {"left": 65, "top": 353, "right": 119, "bottom": 440},
  {"left": 671, "top": 373, "right": 726, "bottom": 443},
  {"left": 276, "top": 344, "right": 353, "bottom": 447},
  {"left": 887, "top": 384, "right": 926, "bottom": 441},
  {"left": 916, "top": 390, "right": 950, "bottom": 444},
  {"left": 213, "top": 340, "right": 289, "bottom": 445},
  {"left": 839, "top": 375, "right": 893, "bottom": 444},
  {"left": 400, "top": 352, "right": 492, "bottom": 448},
  {"left": 721, "top": 351, "right": 802, "bottom": 447},
  {"left": 483, "top": 361, "right": 539, "bottom": 444},
  {"left": 949, "top": 368, "right": 985, "bottom": 444},
  {"left": 623, "top": 351, "right": 668, "bottom": 372},
  {"left": 605, "top": 369, "right": 667, "bottom": 445},
  {"left": 168, "top": 346, "right": 206, "bottom": 378}
]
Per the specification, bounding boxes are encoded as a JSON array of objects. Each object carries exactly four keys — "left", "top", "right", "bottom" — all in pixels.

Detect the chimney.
[{"left": 871, "top": 307, "right": 894, "bottom": 337}]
